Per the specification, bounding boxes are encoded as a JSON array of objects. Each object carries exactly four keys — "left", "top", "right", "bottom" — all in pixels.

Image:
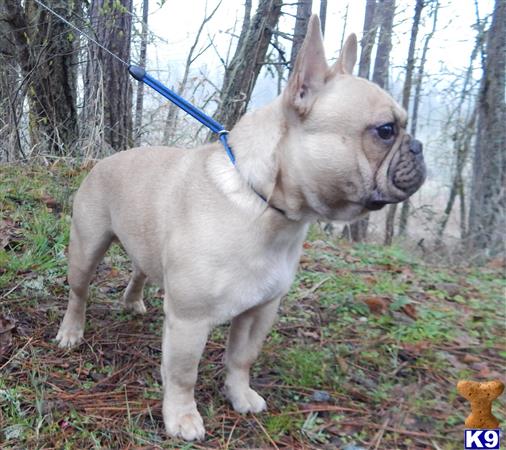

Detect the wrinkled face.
[
  {"left": 288, "top": 76, "right": 426, "bottom": 221},
  {"left": 280, "top": 16, "right": 425, "bottom": 221}
]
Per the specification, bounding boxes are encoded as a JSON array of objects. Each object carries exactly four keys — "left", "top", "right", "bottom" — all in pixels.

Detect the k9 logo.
[{"left": 464, "top": 429, "right": 501, "bottom": 449}]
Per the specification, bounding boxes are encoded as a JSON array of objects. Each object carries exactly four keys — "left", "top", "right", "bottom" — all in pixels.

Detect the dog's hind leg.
[
  {"left": 224, "top": 297, "right": 281, "bottom": 413},
  {"left": 122, "top": 265, "right": 147, "bottom": 314},
  {"left": 56, "top": 220, "right": 113, "bottom": 347}
]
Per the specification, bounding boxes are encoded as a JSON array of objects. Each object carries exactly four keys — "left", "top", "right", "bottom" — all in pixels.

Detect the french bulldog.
[{"left": 55, "top": 15, "right": 425, "bottom": 441}]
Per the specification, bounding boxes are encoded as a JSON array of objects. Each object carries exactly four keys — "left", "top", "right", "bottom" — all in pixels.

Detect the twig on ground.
[
  {"left": 370, "top": 417, "right": 390, "bottom": 450},
  {"left": 252, "top": 414, "right": 280, "bottom": 449},
  {"left": 0, "top": 336, "right": 33, "bottom": 370}
]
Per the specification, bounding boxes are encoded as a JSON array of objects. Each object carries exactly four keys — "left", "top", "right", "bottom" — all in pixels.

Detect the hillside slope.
[{"left": 0, "top": 162, "right": 504, "bottom": 449}]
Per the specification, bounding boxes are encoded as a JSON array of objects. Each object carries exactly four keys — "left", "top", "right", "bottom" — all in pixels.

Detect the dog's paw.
[
  {"left": 55, "top": 325, "right": 83, "bottom": 348},
  {"left": 122, "top": 298, "right": 147, "bottom": 315},
  {"left": 165, "top": 408, "right": 205, "bottom": 441},
  {"left": 226, "top": 386, "right": 267, "bottom": 414}
]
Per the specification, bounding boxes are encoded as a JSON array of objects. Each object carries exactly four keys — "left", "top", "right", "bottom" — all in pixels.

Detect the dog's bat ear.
[
  {"left": 329, "top": 33, "right": 357, "bottom": 77},
  {"left": 284, "top": 14, "right": 328, "bottom": 116}
]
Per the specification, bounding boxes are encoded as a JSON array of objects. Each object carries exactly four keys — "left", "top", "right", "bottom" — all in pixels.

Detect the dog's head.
[{"left": 277, "top": 15, "right": 426, "bottom": 221}]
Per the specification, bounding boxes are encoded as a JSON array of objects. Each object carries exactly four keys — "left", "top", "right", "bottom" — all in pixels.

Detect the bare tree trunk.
[
  {"left": 436, "top": 17, "right": 484, "bottom": 242},
  {"left": 134, "top": 0, "right": 149, "bottom": 146},
  {"left": 437, "top": 111, "right": 476, "bottom": 241},
  {"left": 213, "top": 0, "right": 282, "bottom": 131},
  {"left": 28, "top": 0, "right": 79, "bottom": 156},
  {"left": 347, "top": 0, "right": 378, "bottom": 241},
  {"left": 0, "top": 61, "right": 23, "bottom": 161},
  {"left": 459, "top": 180, "right": 466, "bottom": 239},
  {"left": 237, "top": 0, "right": 253, "bottom": 50},
  {"left": 85, "top": 0, "right": 133, "bottom": 154},
  {"left": 358, "top": 0, "right": 378, "bottom": 79},
  {"left": 0, "top": 2, "right": 24, "bottom": 160},
  {"left": 319, "top": 0, "right": 327, "bottom": 37},
  {"left": 399, "top": 0, "right": 439, "bottom": 235},
  {"left": 467, "top": 0, "right": 506, "bottom": 256},
  {"left": 1, "top": 0, "right": 79, "bottom": 156},
  {"left": 384, "top": 0, "right": 424, "bottom": 245},
  {"left": 372, "top": 0, "right": 396, "bottom": 89},
  {"left": 222, "top": 0, "right": 252, "bottom": 93},
  {"left": 289, "top": 0, "right": 313, "bottom": 74}
]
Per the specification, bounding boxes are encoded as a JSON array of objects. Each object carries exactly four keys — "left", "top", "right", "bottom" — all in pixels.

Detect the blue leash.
[
  {"left": 129, "top": 66, "right": 235, "bottom": 165},
  {"left": 129, "top": 65, "right": 285, "bottom": 216}
]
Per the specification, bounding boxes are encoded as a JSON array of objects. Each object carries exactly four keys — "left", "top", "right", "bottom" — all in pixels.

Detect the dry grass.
[{"left": 0, "top": 161, "right": 504, "bottom": 449}]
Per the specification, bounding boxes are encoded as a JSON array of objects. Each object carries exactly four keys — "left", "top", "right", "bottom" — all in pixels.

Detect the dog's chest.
[
  {"left": 163, "top": 213, "right": 308, "bottom": 323},
  {"left": 218, "top": 232, "right": 305, "bottom": 320},
  {"left": 240, "top": 254, "right": 292, "bottom": 307}
]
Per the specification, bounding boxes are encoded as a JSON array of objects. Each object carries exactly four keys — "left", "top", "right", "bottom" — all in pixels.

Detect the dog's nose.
[{"left": 409, "top": 139, "right": 423, "bottom": 155}]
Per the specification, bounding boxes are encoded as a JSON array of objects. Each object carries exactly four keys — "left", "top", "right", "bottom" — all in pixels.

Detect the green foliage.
[{"left": 279, "top": 347, "right": 334, "bottom": 389}]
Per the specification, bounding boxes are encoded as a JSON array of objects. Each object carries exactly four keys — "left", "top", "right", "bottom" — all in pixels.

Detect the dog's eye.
[{"left": 376, "top": 123, "right": 395, "bottom": 140}]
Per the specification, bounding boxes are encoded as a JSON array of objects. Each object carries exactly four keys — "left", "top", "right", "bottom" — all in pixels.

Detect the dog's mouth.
[{"left": 363, "top": 190, "right": 398, "bottom": 211}]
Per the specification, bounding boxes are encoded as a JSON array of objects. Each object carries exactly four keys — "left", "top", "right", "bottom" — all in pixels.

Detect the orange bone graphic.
[{"left": 457, "top": 380, "right": 504, "bottom": 429}]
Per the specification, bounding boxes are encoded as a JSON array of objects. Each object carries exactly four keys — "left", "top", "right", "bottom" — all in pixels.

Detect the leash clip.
[{"left": 218, "top": 130, "right": 235, "bottom": 165}]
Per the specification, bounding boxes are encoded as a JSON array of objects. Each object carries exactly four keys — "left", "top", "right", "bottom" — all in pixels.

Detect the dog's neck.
[
  {"left": 228, "top": 99, "right": 283, "bottom": 200},
  {"left": 228, "top": 98, "right": 308, "bottom": 222}
]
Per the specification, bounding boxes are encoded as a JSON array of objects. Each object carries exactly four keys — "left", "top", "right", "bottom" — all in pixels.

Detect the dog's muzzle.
[
  {"left": 391, "top": 138, "right": 425, "bottom": 196},
  {"left": 365, "top": 137, "right": 426, "bottom": 211}
]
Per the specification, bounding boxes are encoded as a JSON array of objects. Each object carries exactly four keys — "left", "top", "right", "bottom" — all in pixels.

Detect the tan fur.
[{"left": 55, "top": 16, "right": 425, "bottom": 441}]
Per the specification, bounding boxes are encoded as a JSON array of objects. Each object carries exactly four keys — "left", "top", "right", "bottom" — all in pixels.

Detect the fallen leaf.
[
  {"left": 382, "top": 263, "right": 403, "bottom": 273},
  {"left": 39, "top": 194, "right": 62, "bottom": 213},
  {"left": 361, "top": 296, "right": 389, "bottom": 315},
  {"left": 0, "top": 315, "right": 16, "bottom": 359},
  {"left": 108, "top": 268, "right": 120, "bottom": 278},
  {"left": 401, "top": 303, "right": 418, "bottom": 320},
  {"left": 462, "top": 354, "right": 481, "bottom": 364},
  {"left": 40, "top": 194, "right": 58, "bottom": 208},
  {"left": 400, "top": 341, "right": 431, "bottom": 354},
  {"left": 362, "top": 275, "right": 377, "bottom": 285},
  {"left": 299, "top": 255, "right": 311, "bottom": 266}
]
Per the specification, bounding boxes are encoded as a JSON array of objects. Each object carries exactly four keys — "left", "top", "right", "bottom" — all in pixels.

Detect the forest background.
[{"left": 0, "top": 0, "right": 504, "bottom": 449}]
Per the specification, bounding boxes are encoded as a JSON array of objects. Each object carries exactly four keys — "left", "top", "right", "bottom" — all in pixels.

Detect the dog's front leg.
[
  {"left": 224, "top": 297, "right": 281, "bottom": 413},
  {"left": 161, "top": 312, "right": 209, "bottom": 441}
]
